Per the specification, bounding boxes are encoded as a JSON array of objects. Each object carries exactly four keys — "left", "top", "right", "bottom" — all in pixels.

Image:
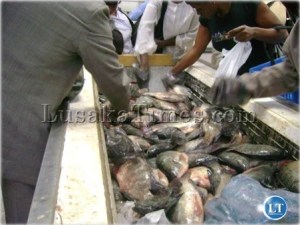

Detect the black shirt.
[{"left": 200, "top": 2, "right": 271, "bottom": 75}]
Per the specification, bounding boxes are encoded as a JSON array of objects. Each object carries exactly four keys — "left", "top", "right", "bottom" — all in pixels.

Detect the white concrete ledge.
[{"left": 55, "top": 69, "right": 108, "bottom": 224}]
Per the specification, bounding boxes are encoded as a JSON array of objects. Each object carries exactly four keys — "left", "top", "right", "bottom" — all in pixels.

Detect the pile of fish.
[{"left": 101, "top": 85, "right": 299, "bottom": 224}]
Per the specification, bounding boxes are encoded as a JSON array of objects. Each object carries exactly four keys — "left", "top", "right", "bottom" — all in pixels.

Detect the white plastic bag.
[{"left": 215, "top": 41, "right": 252, "bottom": 78}]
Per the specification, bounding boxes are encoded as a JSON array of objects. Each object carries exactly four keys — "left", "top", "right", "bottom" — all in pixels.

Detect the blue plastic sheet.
[{"left": 204, "top": 175, "right": 299, "bottom": 224}]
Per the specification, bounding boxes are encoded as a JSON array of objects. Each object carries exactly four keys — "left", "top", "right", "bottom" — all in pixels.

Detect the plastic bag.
[
  {"left": 204, "top": 175, "right": 299, "bottom": 224},
  {"left": 215, "top": 41, "right": 252, "bottom": 78},
  {"left": 136, "top": 209, "right": 171, "bottom": 224}
]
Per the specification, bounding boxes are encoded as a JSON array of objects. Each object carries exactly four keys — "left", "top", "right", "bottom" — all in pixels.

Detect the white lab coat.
[
  {"left": 134, "top": 0, "right": 199, "bottom": 59},
  {"left": 111, "top": 9, "right": 134, "bottom": 53}
]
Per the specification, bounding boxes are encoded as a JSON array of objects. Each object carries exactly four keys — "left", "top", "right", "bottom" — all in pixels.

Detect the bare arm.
[
  {"left": 227, "top": 2, "right": 288, "bottom": 43},
  {"left": 155, "top": 37, "right": 176, "bottom": 48},
  {"left": 171, "top": 25, "right": 211, "bottom": 75}
]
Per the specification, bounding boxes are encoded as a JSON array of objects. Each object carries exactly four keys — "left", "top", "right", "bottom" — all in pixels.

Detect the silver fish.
[
  {"left": 202, "top": 119, "right": 222, "bottom": 146},
  {"left": 218, "top": 151, "right": 262, "bottom": 172},
  {"left": 277, "top": 160, "right": 299, "bottom": 193},
  {"left": 175, "top": 139, "right": 205, "bottom": 152},
  {"left": 156, "top": 151, "right": 189, "bottom": 180},
  {"left": 171, "top": 85, "right": 192, "bottom": 99},
  {"left": 128, "top": 135, "right": 151, "bottom": 151},
  {"left": 131, "top": 115, "right": 156, "bottom": 129},
  {"left": 143, "top": 91, "right": 186, "bottom": 103},
  {"left": 228, "top": 144, "right": 286, "bottom": 159},
  {"left": 152, "top": 98, "right": 180, "bottom": 114},
  {"left": 115, "top": 157, "right": 168, "bottom": 201},
  {"left": 144, "top": 119, "right": 200, "bottom": 136},
  {"left": 170, "top": 174, "right": 204, "bottom": 224},
  {"left": 187, "top": 166, "right": 212, "bottom": 190}
]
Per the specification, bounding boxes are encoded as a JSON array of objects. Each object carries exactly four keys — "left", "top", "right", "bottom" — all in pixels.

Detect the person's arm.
[
  {"left": 155, "top": 37, "right": 176, "bottom": 49},
  {"left": 79, "top": 5, "right": 130, "bottom": 111},
  {"left": 227, "top": 2, "right": 288, "bottom": 43},
  {"left": 210, "top": 20, "right": 299, "bottom": 105},
  {"left": 134, "top": 0, "right": 161, "bottom": 55},
  {"left": 171, "top": 25, "right": 211, "bottom": 75},
  {"left": 239, "top": 24, "right": 298, "bottom": 98}
]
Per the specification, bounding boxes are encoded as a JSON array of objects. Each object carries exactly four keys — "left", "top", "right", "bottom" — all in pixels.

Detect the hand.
[
  {"left": 132, "top": 63, "right": 150, "bottom": 89},
  {"left": 209, "top": 77, "right": 252, "bottom": 106},
  {"left": 227, "top": 25, "right": 255, "bottom": 42},
  {"left": 161, "top": 71, "right": 185, "bottom": 89},
  {"left": 155, "top": 39, "right": 164, "bottom": 49}
]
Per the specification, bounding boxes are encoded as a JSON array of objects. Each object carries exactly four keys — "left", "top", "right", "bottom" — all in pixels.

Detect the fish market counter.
[{"left": 41, "top": 58, "right": 299, "bottom": 224}]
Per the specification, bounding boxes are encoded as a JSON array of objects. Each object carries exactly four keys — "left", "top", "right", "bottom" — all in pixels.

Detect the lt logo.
[{"left": 263, "top": 196, "right": 287, "bottom": 220}]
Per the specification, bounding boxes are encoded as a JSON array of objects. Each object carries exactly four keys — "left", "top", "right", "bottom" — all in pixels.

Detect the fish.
[
  {"left": 177, "top": 102, "right": 191, "bottom": 117},
  {"left": 147, "top": 157, "right": 158, "bottom": 169},
  {"left": 276, "top": 160, "right": 299, "bottom": 193},
  {"left": 218, "top": 151, "right": 262, "bottom": 172},
  {"left": 152, "top": 98, "right": 180, "bottom": 114},
  {"left": 133, "top": 185, "right": 181, "bottom": 216},
  {"left": 175, "top": 139, "right": 205, "bottom": 152},
  {"left": 227, "top": 144, "right": 286, "bottom": 159},
  {"left": 121, "top": 124, "right": 143, "bottom": 137},
  {"left": 229, "top": 131, "right": 250, "bottom": 145},
  {"left": 116, "top": 111, "right": 137, "bottom": 123},
  {"left": 187, "top": 166, "right": 212, "bottom": 190},
  {"left": 205, "top": 161, "right": 232, "bottom": 196},
  {"left": 141, "top": 107, "right": 177, "bottom": 123},
  {"left": 156, "top": 151, "right": 189, "bottom": 180},
  {"left": 153, "top": 168, "right": 169, "bottom": 188},
  {"left": 191, "top": 103, "right": 211, "bottom": 121},
  {"left": 171, "top": 85, "right": 193, "bottom": 99},
  {"left": 153, "top": 127, "right": 186, "bottom": 146},
  {"left": 105, "top": 128, "right": 137, "bottom": 163},
  {"left": 112, "top": 179, "right": 124, "bottom": 201},
  {"left": 169, "top": 174, "right": 204, "bottom": 224},
  {"left": 132, "top": 96, "right": 156, "bottom": 111},
  {"left": 143, "top": 91, "right": 186, "bottom": 103},
  {"left": 141, "top": 107, "right": 164, "bottom": 121},
  {"left": 185, "top": 127, "right": 205, "bottom": 141},
  {"left": 131, "top": 115, "right": 156, "bottom": 129},
  {"left": 147, "top": 141, "right": 176, "bottom": 158},
  {"left": 243, "top": 162, "right": 279, "bottom": 188},
  {"left": 202, "top": 119, "right": 222, "bottom": 146},
  {"left": 115, "top": 157, "right": 169, "bottom": 201},
  {"left": 144, "top": 119, "right": 200, "bottom": 136},
  {"left": 187, "top": 152, "right": 219, "bottom": 168},
  {"left": 128, "top": 135, "right": 151, "bottom": 151}
]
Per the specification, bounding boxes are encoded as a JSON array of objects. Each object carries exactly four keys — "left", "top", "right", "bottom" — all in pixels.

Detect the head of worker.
[
  {"left": 105, "top": 0, "right": 120, "bottom": 15},
  {"left": 186, "top": 1, "right": 221, "bottom": 19}
]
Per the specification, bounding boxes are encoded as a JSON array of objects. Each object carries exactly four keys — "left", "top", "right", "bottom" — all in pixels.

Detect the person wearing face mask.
[
  {"left": 133, "top": 0, "right": 199, "bottom": 88},
  {"left": 163, "top": 1, "right": 288, "bottom": 87}
]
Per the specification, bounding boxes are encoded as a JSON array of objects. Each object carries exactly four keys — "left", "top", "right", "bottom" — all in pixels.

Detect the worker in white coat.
[{"left": 133, "top": 0, "right": 199, "bottom": 88}]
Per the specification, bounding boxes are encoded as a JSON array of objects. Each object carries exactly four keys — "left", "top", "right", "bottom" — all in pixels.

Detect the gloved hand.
[
  {"left": 161, "top": 71, "right": 186, "bottom": 89},
  {"left": 132, "top": 63, "right": 150, "bottom": 89},
  {"left": 209, "top": 77, "right": 252, "bottom": 106}
]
